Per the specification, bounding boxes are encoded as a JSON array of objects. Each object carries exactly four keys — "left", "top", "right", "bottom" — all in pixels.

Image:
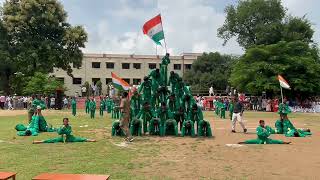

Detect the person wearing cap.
[
  {"left": 138, "top": 76, "right": 152, "bottom": 104},
  {"left": 187, "top": 104, "right": 204, "bottom": 133},
  {"left": 71, "top": 97, "right": 77, "bottom": 116},
  {"left": 160, "top": 53, "right": 170, "bottom": 86},
  {"left": 239, "top": 120, "right": 290, "bottom": 144},
  {"left": 89, "top": 97, "right": 96, "bottom": 119},
  {"left": 168, "top": 71, "right": 179, "bottom": 93},
  {"left": 148, "top": 68, "right": 162, "bottom": 94},
  {"left": 130, "top": 90, "right": 142, "bottom": 117},
  {"left": 275, "top": 101, "right": 311, "bottom": 137},
  {"left": 135, "top": 101, "right": 154, "bottom": 134},
  {"left": 156, "top": 102, "right": 174, "bottom": 136},
  {"left": 33, "top": 118, "right": 96, "bottom": 144},
  {"left": 99, "top": 96, "right": 105, "bottom": 117},
  {"left": 85, "top": 97, "right": 90, "bottom": 114}
]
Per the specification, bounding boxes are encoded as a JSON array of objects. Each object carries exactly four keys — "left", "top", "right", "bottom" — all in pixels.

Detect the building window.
[
  {"left": 133, "top": 79, "right": 141, "bottom": 85},
  {"left": 73, "top": 78, "right": 82, "bottom": 85},
  {"left": 122, "top": 63, "right": 130, "bottom": 69},
  {"left": 92, "top": 62, "right": 101, "bottom": 68},
  {"left": 185, "top": 64, "right": 192, "bottom": 70},
  {"left": 57, "top": 77, "right": 65, "bottom": 84},
  {"left": 133, "top": 63, "right": 141, "bottom": 69},
  {"left": 174, "top": 64, "right": 181, "bottom": 70},
  {"left": 106, "top": 62, "right": 114, "bottom": 69},
  {"left": 92, "top": 78, "right": 100, "bottom": 85},
  {"left": 106, "top": 78, "right": 112, "bottom": 85},
  {"left": 149, "top": 63, "right": 156, "bottom": 69},
  {"left": 123, "top": 78, "right": 130, "bottom": 84}
]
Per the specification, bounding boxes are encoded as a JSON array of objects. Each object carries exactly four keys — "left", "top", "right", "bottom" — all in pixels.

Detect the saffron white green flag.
[{"left": 142, "top": 14, "right": 164, "bottom": 45}]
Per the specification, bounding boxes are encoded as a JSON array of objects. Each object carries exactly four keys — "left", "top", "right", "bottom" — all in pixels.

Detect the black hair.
[
  {"left": 122, "top": 91, "right": 128, "bottom": 98},
  {"left": 259, "top": 120, "right": 264, "bottom": 124},
  {"left": 63, "top": 117, "right": 69, "bottom": 122},
  {"left": 161, "top": 102, "right": 166, "bottom": 106},
  {"left": 192, "top": 104, "right": 198, "bottom": 109}
]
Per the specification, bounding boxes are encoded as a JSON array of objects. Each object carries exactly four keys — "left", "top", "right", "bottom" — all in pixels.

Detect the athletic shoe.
[
  {"left": 244, "top": 129, "right": 247, "bottom": 133},
  {"left": 231, "top": 130, "right": 236, "bottom": 133}
]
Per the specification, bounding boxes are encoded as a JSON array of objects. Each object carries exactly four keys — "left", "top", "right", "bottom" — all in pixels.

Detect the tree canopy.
[
  {"left": 184, "top": 52, "right": 237, "bottom": 91},
  {"left": 229, "top": 41, "right": 320, "bottom": 96},
  {"left": 0, "top": 0, "right": 87, "bottom": 94}
]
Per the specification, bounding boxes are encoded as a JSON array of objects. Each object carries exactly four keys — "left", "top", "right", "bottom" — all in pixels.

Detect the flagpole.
[
  {"left": 280, "top": 83, "right": 284, "bottom": 103},
  {"left": 159, "top": 13, "right": 168, "bottom": 53}
]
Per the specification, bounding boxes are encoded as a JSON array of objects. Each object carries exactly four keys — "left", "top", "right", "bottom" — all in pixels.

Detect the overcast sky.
[{"left": 1, "top": 0, "right": 319, "bottom": 55}]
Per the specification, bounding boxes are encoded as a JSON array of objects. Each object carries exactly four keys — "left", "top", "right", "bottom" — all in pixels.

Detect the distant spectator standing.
[
  {"left": 209, "top": 86, "right": 214, "bottom": 96},
  {"left": 0, "top": 95, "right": 5, "bottom": 109}
]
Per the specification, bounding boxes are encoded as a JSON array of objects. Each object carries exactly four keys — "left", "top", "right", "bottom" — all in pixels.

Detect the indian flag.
[
  {"left": 111, "top": 72, "right": 130, "bottom": 91},
  {"left": 142, "top": 14, "right": 164, "bottom": 45},
  {"left": 278, "top": 75, "right": 291, "bottom": 90}
]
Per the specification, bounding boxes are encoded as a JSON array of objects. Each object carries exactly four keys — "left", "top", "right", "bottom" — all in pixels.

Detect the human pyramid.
[{"left": 111, "top": 53, "right": 213, "bottom": 138}]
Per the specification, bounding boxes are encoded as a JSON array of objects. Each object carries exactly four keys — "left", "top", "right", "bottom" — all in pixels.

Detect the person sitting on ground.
[
  {"left": 16, "top": 106, "right": 55, "bottom": 136},
  {"left": 239, "top": 120, "right": 290, "bottom": 144},
  {"left": 33, "top": 118, "right": 96, "bottom": 144},
  {"left": 275, "top": 102, "right": 311, "bottom": 137}
]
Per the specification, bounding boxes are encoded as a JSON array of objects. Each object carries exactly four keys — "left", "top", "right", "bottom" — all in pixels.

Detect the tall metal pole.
[{"left": 280, "top": 84, "right": 284, "bottom": 103}]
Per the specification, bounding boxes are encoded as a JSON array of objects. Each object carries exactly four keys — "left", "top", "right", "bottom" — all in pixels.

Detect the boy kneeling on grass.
[
  {"left": 33, "top": 118, "right": 96, "bottom": 144},
  {"left": 239, "top": 120, "right": 290, "bottom": 144}
]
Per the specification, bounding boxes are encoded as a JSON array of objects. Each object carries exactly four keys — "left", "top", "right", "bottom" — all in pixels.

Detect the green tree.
[
  {"left": 229, "top": 41, "right": 320, "bottom": 96},
  {"left": 23, "top": 72, "right": 65, "bottom": 95},
  {"left": 0, "top": 17, "right": 11, "bottom": 93},
  {"left": 1, "top": 0, "right": 87, "bottom": 93},
  {"left": 218, "top": 0, "right": 285, "bottom": 48},
  {"left": 184, "top": 52, "right": 237, "bottom": 91}
]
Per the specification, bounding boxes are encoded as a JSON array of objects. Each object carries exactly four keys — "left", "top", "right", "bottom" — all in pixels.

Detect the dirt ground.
[
  {"left": 1, "top": 110, "right": 319, "bottom": 180},
  {"left": 131, "top": 112, "right": 320, "bottom": 180}
]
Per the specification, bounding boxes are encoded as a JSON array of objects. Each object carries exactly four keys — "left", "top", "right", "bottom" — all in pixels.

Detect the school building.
[{"left": 52, "top": 53, "right": 200, "bottom": 96}]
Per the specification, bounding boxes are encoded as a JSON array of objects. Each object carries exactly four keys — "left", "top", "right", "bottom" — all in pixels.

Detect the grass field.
[{"left": 0, "top": 109, "right": 319, "bottom": 180}]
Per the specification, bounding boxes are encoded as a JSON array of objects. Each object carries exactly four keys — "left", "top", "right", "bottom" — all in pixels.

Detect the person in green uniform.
[
  {"left": 228, "top": 98, "right": 234, "bottom": 120},
  {"left": 130, "top": 91, "right": 142, "bottom": 117},
  {"left": 168, "top": 71, "right": 179, "bottom": 92},
  {"left": 130, "top": 118, "right": 143, "bottom": 136},
  {"left": 187, "top": 104, "right": 204, "bottom": 133},
  {"left": 89, "top": 98, "right": 96, "bottom": 119},
  {"left": 174, "top": 106, "right": 186, "bottom": 131},
  {"left": 182, "top": 94, "right": 196, "bottom": 115},
  {"left": 156, "top": 102, "right": 174, "bottom": 136},
  {"left": 138, "top": 76, "right": 152, "bottom": 104},
  {"left": 149, "top": 118, "right": 161, "bottom": 135},
  {"left": 163, "top": 119, "right": 178, "bottom": 136},
  {"left": 160, "top": 53, "right": 170, "bottom": 86},
  {"left": 99, "top": 96, "right": 105, "bottom": 117},
  {"left": 149, "top": 69, "right": 162, "bottom": 94},
  {"left": 158, "top": 86, "right": 170, "bottom": 103},
  {"left": 135, "top": 101, "right": 154, "bottom": 134},
  {"left": 181, "top": 119, "right": 195, "bottom": 137},
  {"left": 174, "top": 78, "right": 185, "bottom": 102},
  {"left": 151, "top": 89, "right": 161, "bottom": 111},
  {"left": 275, "top": 103, "right": 311, "bottom": 137},
  {"left": 71, "top": 97, "right": 77, "bottom": 116},
  {"left": 33, "top": 118, "right": 96, "bottom": 144},
  {"left": 85, "top": 97, "right": 90, "bottom": 114},
  {"left": 239, "top": 120, "right": 290, "bottom": 144},
  {"left": 28, "top": 95, "right": 46, "bottom": 123},
  {"left": 220, "top": 99, "right": 226, "bottom": 119},
  {"left": 16, "top": 106, "right": 55, "bottom": 136},
  {"left": 111, "top": 120, "right": 125, "bottom": 136},
  {"left": 197, "top": 119, "right": 213, "bottom": 137},
  {"left": 106, "top": 96, "right": 112, "bottom": 113}
]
